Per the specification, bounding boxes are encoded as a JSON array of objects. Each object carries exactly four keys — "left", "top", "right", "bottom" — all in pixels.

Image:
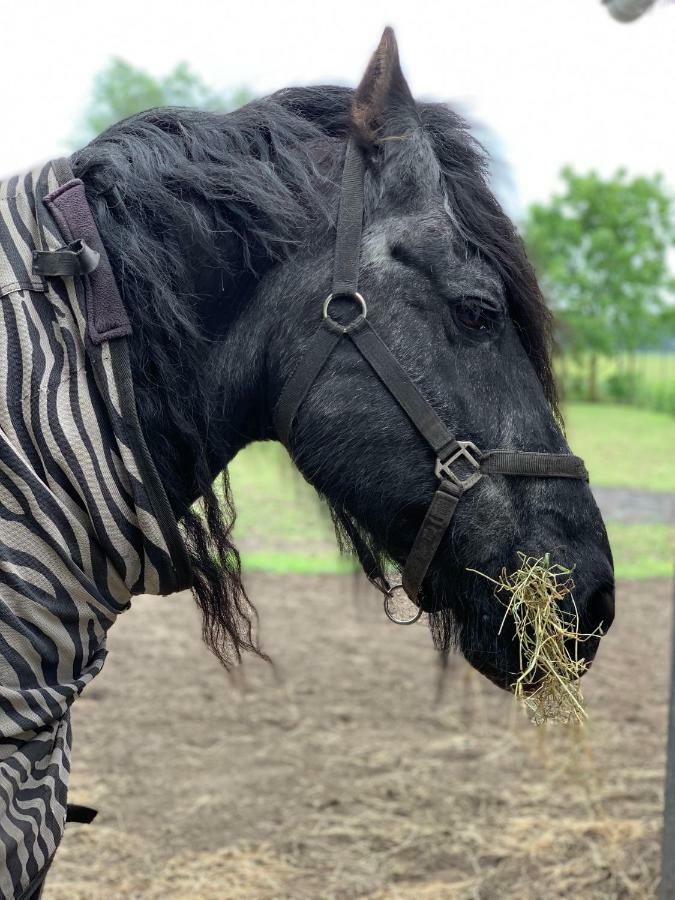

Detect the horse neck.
[
  {"left": 77, "top": 145, "right": 287, "bottom": 514},
  {"left": 119, "top": 252, "right": 270, "bottom": 514}
]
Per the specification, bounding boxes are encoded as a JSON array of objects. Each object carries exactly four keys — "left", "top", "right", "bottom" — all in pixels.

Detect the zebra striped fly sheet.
[{"left": 0, "top": 160, "right": 191, "bottom": 898}]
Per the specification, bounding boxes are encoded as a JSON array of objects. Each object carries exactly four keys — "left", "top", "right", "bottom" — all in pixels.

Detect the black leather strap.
[
  {"left": 66, "top": 803, "right": 98, "bottom": 824},
  {"left": 274, "top": 139, "right": 368, "bottom": 446},
  {"left": 480, "top": 450, "right": 588, "bottom": 481},
  {"left": 349, "top": 321, "right": 459, "bottom": 460},
  {"left": 332, "top": 140, "right": 366, "bottom": 296},
  {"left": 275, "top": 137, "right": 459, "bottom": 464},
  {"left": 274, "top": 322, "right": 342, "bottom": 446},
  {"left": 402, "top": 480, "right": 461, "bottom": 601},
  {"left": 32, "top": 239, "right": 100, "bottom": 277},
  {"left": 275, "top": 315, "right": 462, "bottom": 463}
]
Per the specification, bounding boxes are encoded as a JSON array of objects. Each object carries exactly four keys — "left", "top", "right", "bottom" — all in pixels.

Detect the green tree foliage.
[
  {"left": 524, "top": 168, "right": 675, "bottom": 400},
  {"left": 75, "top": 59, "right": 253, "bottom": 144}
]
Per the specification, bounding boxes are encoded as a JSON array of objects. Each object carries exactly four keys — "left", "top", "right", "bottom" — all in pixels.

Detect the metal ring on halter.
[
  {"left": 322, "top": 291, "right": 367, "bottom": 333},
  {"left": 383, "top": 584, "right": 423, "bottom": 625}
]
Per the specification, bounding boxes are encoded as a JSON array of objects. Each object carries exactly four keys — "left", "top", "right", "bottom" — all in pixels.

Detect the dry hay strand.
[
  {"left": 367, "top": 881, "right": 478, "bottom": 899},
  {"left": 50, "top": 833, "right": 303, "bottom": 900},
  {"left": 469, "top": 552, "right": 602, "bottom": 726},
  {"left": 146, "top": 843, "right": 302, "bottom": 899},
  {"left": 46, "top": 825, "right": 156, "bottom": 898}
]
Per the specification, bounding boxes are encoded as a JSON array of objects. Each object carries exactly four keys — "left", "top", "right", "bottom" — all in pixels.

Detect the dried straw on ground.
[{"left": 48, "top": 578, "right": 669, "bottom": 898}]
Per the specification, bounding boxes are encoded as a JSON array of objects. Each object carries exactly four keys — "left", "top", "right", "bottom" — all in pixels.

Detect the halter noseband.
[{"left": 274, "top": 139, "right": 587, "bottom": 624}]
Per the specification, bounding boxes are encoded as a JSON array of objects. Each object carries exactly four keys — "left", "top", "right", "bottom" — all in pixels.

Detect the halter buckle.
[{"left": 435, "top": 441, "right": 482, "bottom": 490}]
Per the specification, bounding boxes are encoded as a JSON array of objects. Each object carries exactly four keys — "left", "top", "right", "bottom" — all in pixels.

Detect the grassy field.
[
  {"left": 561, "top": 352, "right": 674, "bottom": 388},
  {"left": 228, "top": 403, "right": 674, "bottom": 581},
  {"left": 227, "top": 441, "right": 350, "bottom": 575},
  {"left": 564, "top": 402, "right": 675, "bottom": 492},
  {"left": 559, "top": 352, "right": 675, "bottom": 413},
  {"left": 605, "top": 523, "right": 672, "bottom": 580}
]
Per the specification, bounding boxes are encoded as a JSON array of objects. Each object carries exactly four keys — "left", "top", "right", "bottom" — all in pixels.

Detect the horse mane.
[
  {"left": 418, "top": 102, "right": 558, "bottom": 412},
  {"left": 70, "top": 86, "right": 556, "bottom": 666}
]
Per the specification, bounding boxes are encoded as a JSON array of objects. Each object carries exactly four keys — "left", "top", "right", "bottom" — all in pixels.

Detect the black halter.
[{"left": 274, "top": 139, "right": 588, "bottom": 624}]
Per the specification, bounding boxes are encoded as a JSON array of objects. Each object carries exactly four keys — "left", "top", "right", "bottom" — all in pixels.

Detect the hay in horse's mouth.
[{"left": 468, "top": 553, "right": 602, "bottom": 726}]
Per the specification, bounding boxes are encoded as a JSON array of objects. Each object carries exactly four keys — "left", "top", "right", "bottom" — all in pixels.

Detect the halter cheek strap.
[{"left": 274, "top": 138, "right": 588, "bottom": 624}]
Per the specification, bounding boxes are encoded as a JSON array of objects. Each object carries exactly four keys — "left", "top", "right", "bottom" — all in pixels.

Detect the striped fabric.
[{"left": 0, "top": 160, "right": 189, "bottom": 898}]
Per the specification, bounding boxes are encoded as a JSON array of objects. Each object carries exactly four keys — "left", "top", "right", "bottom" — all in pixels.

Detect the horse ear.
[{"left": 352, "top": 27, "right": 419, "bottom": 147}]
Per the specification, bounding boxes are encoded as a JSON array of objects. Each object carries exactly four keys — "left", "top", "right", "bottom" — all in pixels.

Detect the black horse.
[
  {"left": 71, "top": 28, "right": 615, "bottom": 686},
  {"left": 5, "top": 27, "right": 617, "bottom": 898}
]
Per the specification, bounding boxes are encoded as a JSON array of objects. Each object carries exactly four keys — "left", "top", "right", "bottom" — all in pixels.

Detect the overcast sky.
[{"left": 3, "top": 0, "right": 673, "bottom": 211}]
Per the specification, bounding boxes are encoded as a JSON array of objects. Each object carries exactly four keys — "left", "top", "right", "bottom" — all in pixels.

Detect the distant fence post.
[{"left": 660, "top": 579, "right": 675, "bottom": 899}]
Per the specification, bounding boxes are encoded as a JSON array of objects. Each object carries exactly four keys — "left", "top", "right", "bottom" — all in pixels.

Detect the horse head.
[{"left": 74, "top": 28, "right": 614, "bottom": 690}]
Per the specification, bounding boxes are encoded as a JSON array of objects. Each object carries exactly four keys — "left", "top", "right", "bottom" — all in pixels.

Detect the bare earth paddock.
[{"left": 48, "top": 575, "right": 671, "bottom": 899}]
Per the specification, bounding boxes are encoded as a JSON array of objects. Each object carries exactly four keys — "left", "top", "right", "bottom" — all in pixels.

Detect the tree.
[
  {"left": 74, "top": 59, "right": 253, "bottom": 144},
  {"left": 524, "top": 168, "right": 675, "bottom": 400}
]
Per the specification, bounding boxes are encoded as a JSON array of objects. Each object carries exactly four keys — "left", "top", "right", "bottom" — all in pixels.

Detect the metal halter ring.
[
  {"left": 383, "top": 584, "right": 423, "bottom": 625},
  {"left": 322, "top": 291, "right": 367, "bottom": 333}
]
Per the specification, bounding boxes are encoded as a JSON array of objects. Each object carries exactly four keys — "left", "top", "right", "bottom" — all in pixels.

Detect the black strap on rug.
[
  {"left": 66, "top": 804, "right": 98, "bottom": 824},
  {"left": 32, "top": 239, "right": 100, "bottom": 277}
]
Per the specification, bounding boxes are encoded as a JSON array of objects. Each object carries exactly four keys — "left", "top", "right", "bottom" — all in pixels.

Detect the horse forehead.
[
  {"left": 361, "top": 207, "right": 457, "bottom": 267},
  {"left": 360, "top": 213, "right": 503, "bottom": 298},
  {"left": 375, "top": 130, "right": 444, "bottom": 207},
  {"left": 358, "top": 135, "right": 477, "bottom": 275}
]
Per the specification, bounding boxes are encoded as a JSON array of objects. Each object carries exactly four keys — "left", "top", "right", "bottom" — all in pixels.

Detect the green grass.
[
  {"left": 241, "top": 550, "right": 355, "bottom": 575},
  {"left": 227, "top": 441, "right": 335, "bottom": 551},
  {"left": 227, "top": 404, "right": 674, "bottom": 582},
  {"left": 564, "top": 403, "right": 675, "bottom": 492},
  {"left": 227, "top": 442, "right": 353, "bottom": 574},
  {"left": 606, "top": 523, "right": 673, "bottom": 580},
  {"left": 236, "top": 525, "right": 672, "bottom": 581}
]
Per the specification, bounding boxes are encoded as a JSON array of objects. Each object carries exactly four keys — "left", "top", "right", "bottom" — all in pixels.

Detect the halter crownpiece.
[{"left": 274, "top": 138, "right": 588, "bottom": 624}]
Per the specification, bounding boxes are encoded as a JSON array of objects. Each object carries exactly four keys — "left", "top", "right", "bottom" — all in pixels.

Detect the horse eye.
[{"left": 453, "top": 298, "right": 500, "bottom": 335}]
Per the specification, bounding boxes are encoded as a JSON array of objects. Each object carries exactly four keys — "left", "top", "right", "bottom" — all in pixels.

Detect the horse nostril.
[{"left": 585, "top": 582, "right": 615, "bottom": 635}]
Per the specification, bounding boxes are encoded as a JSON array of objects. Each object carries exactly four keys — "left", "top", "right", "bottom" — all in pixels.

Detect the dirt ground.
[{"left": 47, "top": 575, "right": 672, "bottom": 899}]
